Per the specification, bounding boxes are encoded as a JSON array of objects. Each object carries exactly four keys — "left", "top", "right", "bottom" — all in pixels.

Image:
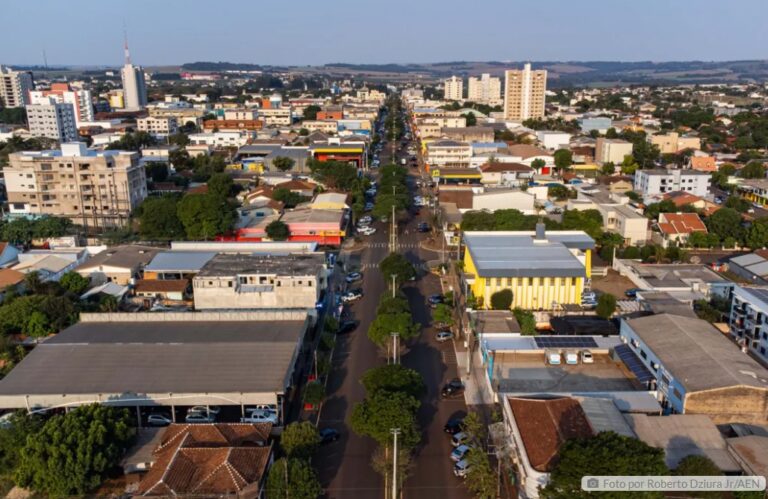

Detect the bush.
[
  {"left": 595, "top": 293, "right": 617, "bottom": 319},
  {"left": 513, "top": 307, "right": 537, "bottom": 335},
  {"left": 303, "top": 382, "right": 326, "bottom": 406},
  {"left": 490, "top": 289, "right": 513, "bottom": 310}
]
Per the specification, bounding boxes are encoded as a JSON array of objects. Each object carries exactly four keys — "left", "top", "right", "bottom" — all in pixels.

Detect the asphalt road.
[{"left": 317, "top": 129, "right": 471, "bottom": 499}]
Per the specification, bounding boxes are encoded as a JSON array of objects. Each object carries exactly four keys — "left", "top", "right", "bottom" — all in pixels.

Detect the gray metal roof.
[
  {"left": 624, "top": 314, "right": 768, "bottom": 392},
  {"left": 196, "top": 253, "right": 325, "bottom": 278},
  {"left": 738, "top": 286, "right": 768, "bottom": 305},
  {"left": 731, "top": 253, "right": 764, "bottom": 267},
  {"left": 0, "top": 320, "right": 305, "bottom": 396},
  {"left": 144, "top": 252, "right": 217, "bottom": 273},
  {"left": 464, "top": 231, "right": 593, "bottom": 278}
]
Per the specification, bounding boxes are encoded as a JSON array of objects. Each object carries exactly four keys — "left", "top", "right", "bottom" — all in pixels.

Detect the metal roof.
[
  {"left": 738, "top": 286, "right": 768, "bottom": 305},
  {"left": 145, "top": 252, "right": 218, "bottom": 273}
]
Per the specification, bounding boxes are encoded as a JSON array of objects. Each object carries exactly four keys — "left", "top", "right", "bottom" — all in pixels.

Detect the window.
[
  {"left": 672, "top": 388, "right": 682, "bottom": 400},
  {"left": 506, "top": 278, "right": 512, "bottom": 286},
  {"left": 571, "top": 277, "right": 577, "bottom": 285},
  {"left": 496, "top": 278, "right": 502, "bottom": 286},
  {"left": 528, "top": 277, "right": 534, "bottom": 285},
  {"left": 640, "top": 349, "right": 647, "bottom": 359}
]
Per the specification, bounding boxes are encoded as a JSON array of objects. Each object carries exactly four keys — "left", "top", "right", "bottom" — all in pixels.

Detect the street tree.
[
  {"left": 380, "top": 253, "right": 416, "bottom": 286},
  {"left": 553, "top": 149, "right": 573, "bottom": 172},
  {"left": 272, "top": 156, "right": 296, "bottom": 172},
  {"left": 280, "top": 422, "right": 320, "bottom": 460},
  {"left": 376, "top": 295, "right": 410, "bottom": 315},
  {"left": 351, "top": 391, "right": 421, "bottom": 449},
  {"left": 464, "top": 448, "right": 498, "bottom": 499},
  {"left": 595, "top": 293, "right": 617, "bottom": 319},
  {"left": 265, "top": 458, "right": 322, "bottom": 499},
  {"left": 432, "top": 303, "right": 454, "bottom": 326},
  {"left": 705, "top": 207, "right": 744, "bottom": 243},
  {"left": 360, "top": 364, "right": 425, "bottom": 400},
  {"left": 367, "top": 312, "right": 420, "bottom": 346},
  {"left": 266, "top": 220, "right": 290, "bottom": 241}
]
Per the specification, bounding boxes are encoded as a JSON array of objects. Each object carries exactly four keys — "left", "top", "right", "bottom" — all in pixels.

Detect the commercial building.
[
  {"left": 467, "top": 73, "right": 502, "bottom": 105},
  {"left": 137, "top": 116, "right": 178, "bottom": 137},
  {"left": 503, "top": 63, "right": 547, "bottom": 122},
  {"left": 439, "top": 187, "right": 536, "bottom": 215},
  {"left": 309, "top": 140, "right": 367, "bottom": 169},
  {"left": 443, "top": 75, "right": 463, "bottom": 101},
  {"left": 4, "top": 143, "right": 147, "bottom": 228},
  {"left": 0, "top": 65, "right": 33, "bottom": 108},
  {"left": 463, "top": 225, "right": 594, "bottom": 310},
  {"left": 736, "top": 179, "right": 768, "bottom": 208},
  {"left": 620, "top": 313, "right": 768, "bottom": 423},
  {"left": 192, "top": 253, "right": 326, "bottom": 310},
  {"left": 536, "top": 131, "right": 571, "bottom": 151},
  {"left": 258, "top": 107, "right": 292, "bottom": 126},
  {"left": 120, "top": 41, "right": 147, "bottom": 111},
  {"left": 730, "top": 286, "right": 768, "bottom": 366},
  {"left": 727, "top": 251, "right": 768, "bottom": 285},
  {"left": 595, "top": 138, "right": 633, "bottom": 164},
  {"left": 634, "top": 169, "right": 711, "bottom": 201},
  {"left": 479, "top": 162, "right": 535, "bottom": 187},
  {"left": 441, "top": 126, "right": 495, "bottom": 143},
  {"left": 75, "top": 244, "right": 160, "bottom": 285},
  {"left": 25, "top": 99, "right": 78, "bottom": 142},
  {"left": 649, "top": 132, "right": 701, "bottom": 154},
  {"left": 425, "top": 140, "right": 472, "bottom": 170},
  {"left": 29, "top": 83, "right": 94, "bottom": 127},
  {"left": 613, "top": 260, "right": 730, "bottom": 302}
]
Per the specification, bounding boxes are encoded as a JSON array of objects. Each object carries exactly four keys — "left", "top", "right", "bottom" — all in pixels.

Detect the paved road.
[{"left": 317, "top": 126, "right": 470, "bottom": 499}]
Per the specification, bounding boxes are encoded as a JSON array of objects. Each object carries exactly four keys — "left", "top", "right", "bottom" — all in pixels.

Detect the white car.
[
  {"left": 359, "top": 226, "right": 376, "bottom": 236},
  {"left": 358, "top": 216, "right": 373, "bottom": 225},
  {"left": 147, "top": 414, "right": 173, "bottom": 427},
  {"left": 189, "top": 405, "right": 221, "bottom": 416},
  {"left": 240, "top": 409, "right": 278, "bottom": 424},
  {"left": 581, "top": 350, "right": 594, "bottom": 364},
  {"left": 451, "top": 444, "right": 471, "bottom": 462},
  {"left": 185, "top": 412, "right": 216, "bottom": 424},
  {"left": 436, "top": 331, "right": 453, "bottom": 342},
  {"left": 454, "top": 459, "right": 471, "bottom": 478}
]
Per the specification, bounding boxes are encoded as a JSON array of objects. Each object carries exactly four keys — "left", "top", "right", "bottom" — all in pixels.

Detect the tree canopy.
[
  {"left": 380, "top": 252, "right": 416, "bottom": 285},
  {"left": 351, "top": 391, "right": 421, "bottom": 448},
  {"left": 266, "top": 220, "right": 290, "bottom": 241},
  {"left": 138, "top": 196, "right": 185, "bottom": 240},
  {"left": 361, "top": 364, "right": 426, "bottom": 400},
  {"left": 595, "top": 293, "right": 617, "bottom": 319},
  {"left": 308, "top": 159, "right": 359, "bottom": 191},
  {"left": 490, "top": 289, "right": 513, "bottom": 310},
  {"left": 176, "top": 193, "right": 236, "bottom": 239},
  {"left": 280, "top": 422, "right": 320, "bottom": 460},
  {"left": 367, "top": 312, "right": 420, "bottom": 346},
  {"left": 59, "top": 272, "right": 90, "bottom": 295},
  {"left": 265, "top": 457, "right": 322, "bottom": 499},
  {"left": 272, "top": 156, "right": 296, "bottom": 172}
]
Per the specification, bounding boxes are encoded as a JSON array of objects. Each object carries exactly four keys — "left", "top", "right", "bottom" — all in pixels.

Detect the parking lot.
[
  {"left": 490, "top": 353, "right": 637, "bottom": 393},
  {"left": 590, "top": 269, "right": 636, "bottom": 298}
]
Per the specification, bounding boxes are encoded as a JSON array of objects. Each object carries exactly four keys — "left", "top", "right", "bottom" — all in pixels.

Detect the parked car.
[
  {"left": 358, "top": 216, "right": 373, "bottom": 225},
  {"left": 624, "top": 288, "right": 644, "bottom": 298},
  {"left": 365, "top": 188, "right": 377, "bottom": 197},
  {"left": 345, "top": 272, "right": 362, "bottom": 283},
  {"left": 147, "top": 414, "right": 173, "bottom": 427},
  {"left": 451, "top": 444, "right": 471, "bottom": 462},
  {"left": 338, "top": 320, "right": 358, "bottom": 334},
  {"left": 436, "top": 331, "right": 453, "bottom": 342},
  {"left": 186, "top": 412, "right": 216, "bottom": 424},
  {"left": 565, "top": 351, "right": 579, "bottom": 365},
  {"left": 189, "top": 405, "right": 221, "bottom": 416},
  {"left": 444, "top": 418, "right": 464, "bottom": 434},
  {"left": 547, "top": 351, "right": 562, "bottom": 365},
  {"left": 451, "top": 432, "right": 469, "bottom": 447},
  {"left": 581, "top": 350, "right": 594, "bottom": 364},
  {"left": 319, "top": 428, "right": 340, "bottom": 444},
  {"left": 441, "top": 378, "right": 465, "bottom": 398},
  {"left": 341, "top": 289, "right": 363, "bottom": 303},
  {"left": 581, "top": 291, "right": 596, "bottom": 301},
  {"left": 240, "top": 409, "right": 278, "bottom": 424},
  {"left": 454, "top": 459, "right": 471, "bottom": 478},
  {"left": 428, "top": 294, "right": 444, "bottom": 306},
  {"left": 359, "top": 226, "right": 377, "bottom": 236},
  {"left": 417, "top": 222, "right": 430, "bottom": 233},
  {"left": 364, "top": 202, "right": 374, "bottom": 211}
]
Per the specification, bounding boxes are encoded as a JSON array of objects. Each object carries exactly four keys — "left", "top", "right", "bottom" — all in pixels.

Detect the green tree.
[
  {"left": 32, "top": 216, "right": 72, "bottom": 239},
  {"left": 207, "top": 172, "right": 234, "bottom": 200},
  {"left": 605, "top": 128, "right": 618, "bottom": 139},
  {"left": 458, "top": 210, "right": 496, "bottom": 231},
  {"left": 620, "top": 154, "right": 639, "bottom": 175},
  {"left": 380, "top": 253, "right": 416, "bottom": 286},
  {"left": 462, "top": 112, "right": 477, "bottom": 126},
  {"left": 540, "top": 432, "right": 668, "bottom": 499},
  {"left": 367, "top": 312, "right": 420, "bottom": 346},
  {"left": 548, "top": 185, "right": 572, "bottom": 201},
  {"left": 59, "top": 271, "right": 90, "bottom": 295},
  {"left": 673, "top": 455, "right": 722, "bottom": 498},
  {"left": 725, "top": 196, "right": 750, "bottom": 213},
  {"left": 265, "top": 458, "right": 322, "bottom": 499},
  {"left": 302, "top": 105, "right": 321, "bottom": 121},
  {"left": 740, "top": 160, "right": 766, "bottom": 179},
  {"left": 513, "top": 308, "right": 536, "bottom": 335},
  {"left": 432, "top": 303, "right": 454, "bottom": 326},
  {"left": 600, "top": 162, "right": 615, "bottom": 175},
  {"left": 490, "top": 289, "right": 513, "bottom": 310},
  {"left": 176, "top": 194, "right": 236, "bottom": 239},
  {"left": 168, "top": 132, "right": 190, "bottom": 147},
  {"left": 0, "top": 412, "right": 42, "bottom": 480},
  {"left": 595, "top": 293, "right": 617, "bottom": 319},
  {"left": 145, "top": 161, "right": 169, "bottom": 182},
  {"left": 265, "top": 220, "right": 290, "bottom": 241},
  {"left": 138, "top": 196, "right": 185, "bottom": 240},
  {"left": 705, "top": 207, "right": 744, "bottom": 243},
  {"left": 351, "top": 391, "right": 421, "bottom": 448},
  {"left": 561, "top": 209, "right": 604, "bottom": 240},
  {"left": 464, "top": 447, "right": 498, "bottom": 499},
  {"left": 303, "top": 381, "right": 326, "bottom": 406},
  {"left": 376, "top": 296, "right": 410, "bottom": 315},
  {"left": 360, "top": 364, "right": 426, "bottom": 400},
  {"left": 272, "top": 188, "right": 308, "bottom": 209},
  {"left": 530, "top": 158, "right": 546, "bottom": 172},
  {"left": 308, "top": 159, "right": 359, "bottom": 191},
  {"left": 272, "top": 156, "right": 296, "bottom": 172},
  {"left": 747, "top": 219, "right": 768, "bottom": 249},
  {"left": 280, "top": 422, "right": 320, "bottom": 460},
  {"left": 15, "top": 405, "right": 134, "bottom": 496},
  {"left": 553, "top": 149, "right": 573, "bottom": 172}
]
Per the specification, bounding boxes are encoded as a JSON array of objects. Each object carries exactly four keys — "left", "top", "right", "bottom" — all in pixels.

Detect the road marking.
[{"left": 365, "top": 242, "right": 420, "bottom": 249}]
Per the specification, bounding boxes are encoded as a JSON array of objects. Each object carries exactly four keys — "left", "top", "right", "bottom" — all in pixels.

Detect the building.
[
  {"left": 568, "top": 186, "right": 648, "bottom": 245},
  {"left": 75, "top": 244, "right": 160, "bottom": 285},
  {"left": 620, "top": 313, "right": 768, "bottom": 423},
  {"left": 467, "top": 73, "right": 502, "bottom": 105},
  {"left": 120, "top": 40, "right": 147, "bottom": 111},
  {"left": 192, "top": 253, "right": 326, "bottom": 310},
  {"left": 463, "top": 225, "right": 595, "bottom": 310},
  {"left": 735, "top": 179, "right": 768, "bottom": 208},
  {"left": 595, "top": 138, "right": 633, "bottom": 164},
  {"left": 730, "top": 286, "right": 768, "bottom": 366},
  {"left": 634, "top": 169, "right": 711, "bottom": 201},
  {"left": 202, "top": 119, "right": 263, "bottom": 133},
  {"left": 441, "top": 126, "right": 495, "bottom": 143},
  {"left": 439, "top": 187, "right": 536, "bottom": 214},
  {"left": 688, "top": 155, "right": 717, "bottom": 172},
  {"left": 613, "top": 260, "right": 730, "bottom": 302},
  {"left": 137, "top": 116, "right": 179, "bottom": 137},
  {"left": 0, "top": 65, "right": 33, "bottom": 108},
  {"left": 649, "top": 132, "right": 701, "bottom": 154},
  {"left": 503, "top": 63, "right": 547, "bottom": 122},
  {"left": 258, "top": 107, "right": 292, "bottom": 126},
  {"left": 0, "top": 311, "right": 310, "bottom": 424},
  {"left": 443, "top": 76, "right": 463, "bottom": 101},
  {"left": 309, "top": 140, "right": 367, "bottom": 169},
  {"left": 727, "top": 252, "right": 768, "bottom": 285},
  {"left": 29, "top": 83, "right": 94, "bottom": 127},
  {"left": 425, "top": 140, "right": 472, "bottom": 170},
  {"left": 143, "top": 251, "right": 217, "bottom": 280},
  {"left": 579, "top": 117, "right": 612, "bottom": 134},
  {"left": 26, "top": 99, "right": 78, "bottom": 142},
  {"left": 4, "top": 143, "right": 147, "bottom": 228},
  {"left": 189, "top": 131, "right": 252, "bottom": 148},
  {"left": 479, "top": 162, "right": 535, "bottom": 187},
  {"left": 655, "top": 212, "right": 707, "bottom": 247},
  {"left": 536, "top": 131, "right": 571, "bottom": 151}
]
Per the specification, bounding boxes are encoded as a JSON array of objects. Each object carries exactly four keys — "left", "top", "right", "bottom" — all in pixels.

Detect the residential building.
[
  {"left": 258, "top": 107, "right": 292, "bottom": 126},
  {"left": 120, "top": 41, "right": 147, "bottom": 111},
  {"left": 649, "top": 132, "right": 701, "bottom": 154},
  {"left": 655, "top": 212, "right": 707, "bottom": 247},
  {"left": 536, "top": 131, "right": 571, "bottom": 151},
  {"left": 729, "top": 286, "right": 768, "bottom": 366},
  {"left": 137, "top": 116, "right": 178, "bottom": 137},
  {"left": 4, "top": 143, "right": 147, "bottom": 228},
  {"left": 579, "top": 117, "right": 612, "bottom": 134},
  {"left": 302, "top": 120, "right": 339, "bottom": 133},
  {"left": 467, "top": 73, "right": 502, "bottom": 105},
  {"left": 569, "top": 186, "right": 648, "bottom": 245},
  {"left": 620, "top": 313, "right": 768, "bottom": 423},
  {"left": 75, "top": 244, "right": 160, "bottom": 285},
  {"left": 202, "top": 119, "right": 263, "bottom": 133},
  {"left": 0, "top": 65, "right": 33, "bottom": 108},
  {"left": 443, "top": 76, "right": 463, "bottom": 101},
  {"left": 13, "top": 248, "right": 87, "bottom": 282},
  {"left": 634, "top": 169, "right": 711, "bottom": 201},
  {"left": 595, "top": 138, "right": 633, "bottom": 164},
  {"left": 463, "top": 225, "right": 595, "bottom": 310},
  {"left": 223, "top": 108, "right": 259, "bottom": 121},
  {"left": 189, "top": 131, "right": 252, "bottom": 148},
  {"left": 440, "top": 126, "right": 494, "bottom": 143},
  {"left": 503, "top": 63, "right": 547, "bottom": 122},
  {"left": 26, "top": 99, "right": 78, "bottom": 142},
  {"left": 192, "top": 253, "right": 326, "bottom": 310},
  {"left": 425, "top": 140, "right": 472, "bottom": 170},
  {"left": 728, "top": 252, "right": 768, "bottom": 285},
  {"left": 479, "top": 162, "right": 534, "bottom": 187},
  {"left": 29, "top": 83, "right": 94, "bottom": 127},
  {"left": 688, "top": 155, "right": 717, "bottom": 172},
  {"left": 506, "top": 144, "right": 553, "bottom": 173}
]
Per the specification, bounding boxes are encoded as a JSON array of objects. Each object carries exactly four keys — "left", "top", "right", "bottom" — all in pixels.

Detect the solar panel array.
[
  {"left": 534, "top": 336, "right": 598, "bottom": 349},
  {"left": 614, "top": 344, "right": 655, "bottom": 383}
]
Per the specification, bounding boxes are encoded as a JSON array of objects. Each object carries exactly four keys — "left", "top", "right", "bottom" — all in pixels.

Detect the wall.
[{"left": 684, "top": 387, "right": 768, "bottom": 424}]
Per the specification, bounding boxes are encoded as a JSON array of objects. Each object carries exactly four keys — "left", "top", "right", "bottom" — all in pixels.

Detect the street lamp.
[
  {"left": 390, "top": 332, "right": 399, "bottom": 364},
  {"left": 391, "top": 274, "right": 397, "bottom": 298},
  {"left": 391, "top": 428, "right": 401, "bottom": 499}
]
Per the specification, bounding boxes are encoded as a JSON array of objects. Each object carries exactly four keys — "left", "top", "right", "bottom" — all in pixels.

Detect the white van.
[
  {"left": 565, "top": 351, "right": 579, "bottom": 365},
  {"left": 547, "top": 351, "right": 562, "bottom": 365}
]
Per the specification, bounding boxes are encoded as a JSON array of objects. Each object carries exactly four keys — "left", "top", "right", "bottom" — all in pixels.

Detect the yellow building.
[{"left": 463, "top": 225, "right": 594, "bottom": 310}]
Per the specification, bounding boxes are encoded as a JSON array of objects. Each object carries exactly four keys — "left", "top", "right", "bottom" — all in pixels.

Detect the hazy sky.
[{"left": 1, "top": 0, "right": 766, "bottom": 66}]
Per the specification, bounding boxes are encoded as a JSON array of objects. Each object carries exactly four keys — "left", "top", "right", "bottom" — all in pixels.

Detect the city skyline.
[{"left": 1, "top": 0, "right": 766, "bottom": 66}]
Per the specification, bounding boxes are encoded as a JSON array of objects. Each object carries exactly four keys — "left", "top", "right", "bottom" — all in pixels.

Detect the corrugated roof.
[{"left": 145, "top": 252, "right": 217, "bottom": 273}]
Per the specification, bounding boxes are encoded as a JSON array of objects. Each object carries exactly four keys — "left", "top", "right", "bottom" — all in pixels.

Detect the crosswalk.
[{"left": 365, "top": 242, "right": 421, "bottom": 249}]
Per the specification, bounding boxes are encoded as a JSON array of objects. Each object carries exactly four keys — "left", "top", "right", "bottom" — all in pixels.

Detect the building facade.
[
  {"left": 4, "top": 142, "right": 147, "bottom": 228},
  {"left": 650, "top": 132, "right": 702, "bottom": 154},
  {"left": 443, "top": 76, "right": 463, "bottom": 101},
  {"left": 467, "top": 73, "right": 502, "bottom": 105},
  {"left": 503, "top": 63, "right": 547, "bottom": 122},
  {"left": 120, "top": 42, "right": 148, "bottom": 111},
  {"left": 730, "top": 286, "right": 768, "bottom": 366},
  {"left": 137, "top": 116, "right": 179, "bottom": 136},
  {"left": 29, "top": 83, "right": 94, "bottom": 127},
  {"left": 425, "top": 140, "right": 472, "bottom": 169},
  {"left": 26, "top": 100, "right": 78, "bottom": 142},
  {"left": 595, "top": 138, "right": 633, "bottom": 164},
  {"left": 0, "top": 65, "right": 33, "bottom": 108},
  {"left": 634, "top": 169, "right": 711, "bottom": 201}
]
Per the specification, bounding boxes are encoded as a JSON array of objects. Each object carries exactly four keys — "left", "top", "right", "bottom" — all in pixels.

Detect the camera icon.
[{"left": 586, "top": 478, "right": 599, "bottom": 489}]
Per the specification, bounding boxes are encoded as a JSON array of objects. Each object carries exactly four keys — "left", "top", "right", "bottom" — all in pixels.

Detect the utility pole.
[
  {"left": 390, "top": 332, "right": 399, "bottom": 364},
  {"left": 391, "top": 428, "right": 400, "bottom": 499},
  {"left": 391, "top": 274, "right": 396, "bottom": 298}
]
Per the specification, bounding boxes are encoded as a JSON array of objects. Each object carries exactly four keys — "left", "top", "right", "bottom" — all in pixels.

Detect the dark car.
[
  {"left": 417, "top": 222, "right": 431, "bottom": 233},
  {"left": 428, "top": 294, "right": 444, "bottom": 306},
  {"left": 441, "top": 378, "right": 465, "bottom": 398},
  {"left": 319, "top": 428, "right": 340, "bottom": 444},
  {"left": 444, "top": 418, "right": 464, "bottom": 434},
  {"left": 337, "top": 321, "right": 358, "bottom": 334},
  {"left": 625, "top": 288, "right": 644, "bottom": 298}
]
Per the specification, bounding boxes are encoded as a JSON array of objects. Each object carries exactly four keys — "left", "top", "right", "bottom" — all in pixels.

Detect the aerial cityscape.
[{"left": 0, "top": 1, "right": 767, "bottom": 498}]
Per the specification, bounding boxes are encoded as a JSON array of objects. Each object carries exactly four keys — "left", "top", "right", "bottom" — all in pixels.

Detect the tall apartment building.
[
  {"left": 4, "top": 142, "right": 147, "bottom": 229},
  {"left": 29, "top": 83, "right": 94, "bottom": 127},
  {"left": 503, "top": 63, "right": 547, "bottom": 122},
  {"left": 120, "top": 40, "right": 148, "bottom": 111},
  {"left": 443, "top": 76, "right": 463, "bottom": 101},
  {"left": 595, "top": 138, "right": 634, "bottom": 164},
  {"left": 26, "top": 98, "right": 79, "bottom": 142},
  {"left": 467, "top": 73, "right": 502, "bottom": 105},
  {"left": 0, "top": 65, "right": 33, "bottom": 108},
  {"left": 730, "top": 286, "right": 768, "bottom": 365},
  {"left": 634, "top": 169, "right": 711, "bottom": 201}
]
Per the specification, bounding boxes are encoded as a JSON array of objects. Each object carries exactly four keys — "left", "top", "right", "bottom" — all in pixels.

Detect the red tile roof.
[
  {"left": 134, "top": 279, "right": 189, "bottom": 293},
  {"left": 663, "top": 191, "right": 703, "bottom": 207},
  {"left": 508, "top": 397, "right": 593, "bottom": 472},
  {"left": 690, "top": 156, "right": 717, "bottom": 172},
  {"left": 658, "top": 213, "right": 707, "bottom": 235},
  {"left": 0, "top": 268, "right": 24, "bottom": 288},
  {"left": 438, "top": 190, "right": 473, "bottom": 209},
  {"left": 480, "top": 162, "right": 533, "bottom": 173}
]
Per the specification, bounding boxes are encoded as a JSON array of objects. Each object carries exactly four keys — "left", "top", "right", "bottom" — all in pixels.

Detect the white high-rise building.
[
  {"left": 467, "top": 73, "right": 502, "bottom": 105},
  {"left": 120, "top": 39, "right": 147, "bottom": 111},
  {"left": 26, "top": 98, "right": 78, "bottom": 142},
  {"left": 0, "top": 65, "right": 33, "bottom": 108},
  {"left": 443, "top": 76, "right": 463, "bottom": 101},
  {"left": 29, "top": 83, "right": 94, "bottom": 127},
  {"left": 503, "top": 63, "right": 547, "bottom": 122}
]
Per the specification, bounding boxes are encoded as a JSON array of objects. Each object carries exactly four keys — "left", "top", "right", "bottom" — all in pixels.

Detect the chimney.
[{"left": 534, "top": 222, "right": 547, "bottom": 243}]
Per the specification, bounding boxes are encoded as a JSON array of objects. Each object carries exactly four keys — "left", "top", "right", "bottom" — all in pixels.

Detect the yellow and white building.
[{"left": 463, "top": 226, "right": 594, "bottom": 310}]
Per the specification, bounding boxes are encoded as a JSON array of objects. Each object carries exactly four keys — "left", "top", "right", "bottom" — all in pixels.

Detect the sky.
[{"left": 1, "top": 0, "right": 766, "bottom": 67}]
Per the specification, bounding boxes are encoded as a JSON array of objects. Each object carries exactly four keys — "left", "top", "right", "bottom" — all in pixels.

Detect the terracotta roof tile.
[
  {"left": 658, "top": 213, "right": 707, "bottom": 235},
  {"left": 0, "top": 268, "right": 25, "bottom": 288}
]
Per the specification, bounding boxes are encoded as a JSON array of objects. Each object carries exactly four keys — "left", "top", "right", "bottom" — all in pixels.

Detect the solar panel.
[
  {"left": 615, "top": 344, "right": 655, "bottom": 383},
  {"left": 534, "top": 336, "right": 598, "bottom": 349}
]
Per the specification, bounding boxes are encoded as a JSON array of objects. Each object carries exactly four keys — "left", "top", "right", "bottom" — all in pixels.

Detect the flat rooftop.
[
  {"left": 144, "top": 251, "right": 217, "bottom": 273},
  {"left": 620, "top": 261, "right": 727, "bottom": 288},
  {"left": 197, "top": 253, "right": 325, "bottom": 277}
]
